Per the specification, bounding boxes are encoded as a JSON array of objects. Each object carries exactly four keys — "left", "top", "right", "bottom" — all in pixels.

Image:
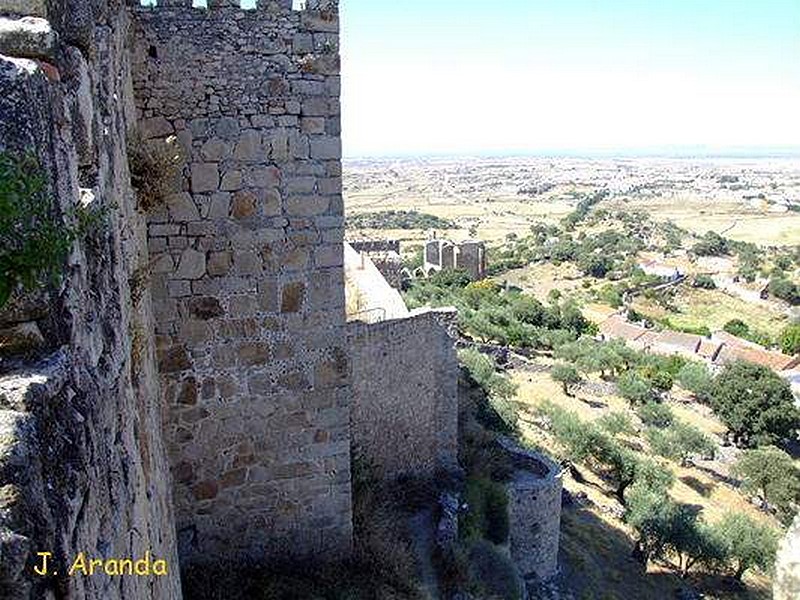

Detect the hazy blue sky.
[{"left": 339, "top": 0, "right": 800, "bottom": 157}]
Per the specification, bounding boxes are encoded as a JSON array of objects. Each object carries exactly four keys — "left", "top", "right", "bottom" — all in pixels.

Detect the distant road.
[{"left": 720, "top": 219, "right": 739, "bottom": 235}]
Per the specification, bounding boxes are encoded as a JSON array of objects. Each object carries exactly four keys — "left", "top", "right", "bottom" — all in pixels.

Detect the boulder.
[
  {"left": 0, "top": 16, "right": 55, "bottom": 59},
  {"left": 0, "top": 321, "right": 45, "bottom": 356}
]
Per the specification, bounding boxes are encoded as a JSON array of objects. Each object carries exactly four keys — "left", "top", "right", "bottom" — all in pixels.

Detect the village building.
[
  {"left": 637, "top": 259, "right": 683, "bottom": 281},
  {"left": 648, "top": 330, "right": 703, "bottom": 359},
  {"left": 598, "top": 315, "right": 649, "bottom": 343}
]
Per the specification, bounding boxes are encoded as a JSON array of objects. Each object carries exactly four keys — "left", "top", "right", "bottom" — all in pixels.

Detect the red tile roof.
[{"left": 599, "top": 316, "right": 648, "bottom": 342}]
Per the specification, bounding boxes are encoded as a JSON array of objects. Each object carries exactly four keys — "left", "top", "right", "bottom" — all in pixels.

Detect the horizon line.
[{"left": 343, "top": 146, "right": 800, "bottom": 161}]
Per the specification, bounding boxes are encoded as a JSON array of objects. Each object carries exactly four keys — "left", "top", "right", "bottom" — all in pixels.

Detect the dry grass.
[
  {"left": 345, "top": 190, "right": 574, "bottom": 247},
  {"left": 609, "top": 193, "right": 800, "bottom": 247},
  {"left": 512, "top": 364, "right": 779, "bottom": 600},
  {"left": 632, "top": 286, "right": 790, "bottom": 338},
  {"left": 666, "top": 398, "right": 727, "bottom": 438},
  {"left": 495, "top": 262, "right": 591, "bottom": 302}
]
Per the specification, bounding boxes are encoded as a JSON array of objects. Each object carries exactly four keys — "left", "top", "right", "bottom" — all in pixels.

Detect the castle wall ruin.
[
  {"left": 0, "top": 2, "right": 181, "bottom": 598},
  {"left": 348, "top": 309, "right": 459, "bottom": 480},
  {"left": 424, "top": 237, "right": 487, "bottom": 280},
  {"left": 499, "top": 437, "right": 563, "bottom": 582},
  {"left": 131, "top": 0, "right": 352, "bottom": 564},
  {"left": 0, "top": 2, "right": 563, "bottom": 598}
]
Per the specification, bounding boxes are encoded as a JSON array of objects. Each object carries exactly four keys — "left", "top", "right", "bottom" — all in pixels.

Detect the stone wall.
[
  {"left": 499, "top": 437, "right": 563, "bottom": 582},
  {"left": 0, "top": 1, "right": 180, "bottom": 598},
  {"left": 131, "top": 0, "right": 352, "bottom": 565},
  {"left": 774, "top": 515, "right": 800, "bottom": 600},
  {"left": 349, "top": 239, "right": 400, "bottom": 255},
  {"left": 348, "top": 309, "right": 459, "bottom": 480}
]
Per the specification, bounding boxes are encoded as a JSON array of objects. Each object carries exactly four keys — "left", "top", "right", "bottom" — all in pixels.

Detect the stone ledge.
[
  {"left": 0, "top": 0, "right": 47, "bottom": 18},
  {"left": 0, "top": 16, "right": 55, "bottom": 60},
  {"left": 0, "top": 348, "right": 69, "bottom": 412}
]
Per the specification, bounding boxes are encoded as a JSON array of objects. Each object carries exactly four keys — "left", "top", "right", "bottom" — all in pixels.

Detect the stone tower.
[{"left": 131, "top": 0, "right": 352, "bottom": 565}]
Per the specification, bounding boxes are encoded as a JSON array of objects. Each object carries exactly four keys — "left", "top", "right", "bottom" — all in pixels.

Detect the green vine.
[{"left": 0, "top": 152, "right": 83, "bottom": 309}]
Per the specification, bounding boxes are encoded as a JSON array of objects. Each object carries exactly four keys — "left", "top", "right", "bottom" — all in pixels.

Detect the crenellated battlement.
[{"left": 132, "top": 0, "right": 338, "bottom": 14}]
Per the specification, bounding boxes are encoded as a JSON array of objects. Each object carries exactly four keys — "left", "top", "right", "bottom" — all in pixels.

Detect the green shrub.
[
  {"left": 779, "top": 323, "right": 800, "bottom": 355},
  {"left": 461, "top": 477, "right": 510, "bottom": 545},
  {"left": 769, "top": 275, "right": 800, "bottom": 305},
  {"left": 723, "top": 319, "right": 750, "bottom": 338},
  {"left": 713, "top": 512, "right": 779, "bottom": 580},
  {"left": 732, "top": 446, "right": 800, "bottom": 523},
  {"left": 692, "top": 231, "right": 729, "bottom": 257},
  {"left": 676, "top": 362, "right": 713, "bottom": 397},
  {"left": 692, "top": 274, "right": 717, "bottom": 289},
  {"left": 346, "top": 209, "right": 456, "bottom": 230},
  {"left": 596, "top": 411, "right": 636, "bottom": 437},
  {"left": 617, "top": 372, "right": 657, "bottom": 406},
  {"left": 723, "top": 319, "right": 774, "bottom": 347},
  {"left": 646, "top": 422, "right": 716, "bottom": 465},
  {"left": 708, "top": 361, "right": 800, "bottom": 446},
  {"left": 0, "top": 152, "right": 76, "bottom": 308},
  {"left": 468, "top": 539, "right": 522, "bottom": 600},
  {"left": 459, "top": 348, "right": 519, "bottom": 433},
  {"left": 636, "top": 402, "right": 674, "bottom": 428},
  {"left": 550, "top": 362, "right": 582, "bottom": 396}
]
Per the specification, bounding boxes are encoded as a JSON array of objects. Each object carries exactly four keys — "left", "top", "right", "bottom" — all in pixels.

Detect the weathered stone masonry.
[
  {"left": 1, "top": 1, "right": 564, "bottom": 597},
  {"left": 131, "top": 0, "right": 352, "bottom": 564},
  {"left": 348, "top": 309, "right": 459, "bottom": 480},
  {"left": 0, "top": 2, "right": 181, "bottom": 598}
]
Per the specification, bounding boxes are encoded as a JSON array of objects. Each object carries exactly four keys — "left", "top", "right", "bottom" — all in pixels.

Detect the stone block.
[
  {"left": 200, "top": 138, "right": 232, "bottom": 162},
  {"left": 310, "top": 136, "right": 341, "bottom": 159},
  {"left": 292, "top": 33, "right": 314, "bottom": 54},
  {"left": 141, "top": 116, "right": 173, "bottom": 139},
  {"left": 175, "top": 248, "right": 206, "bottom": 279},
  {"left": 168, "top": 280, "right": 191, "bottom": 297},
  {"left": 167, "top": 192, "right": 200, "bottom": 222},
  {"left": 0, "top": 16, "right": 54, "bottom": 59},
  {"left": 301, "top": 97, "right": 328, "bottom": 116},
  {"left": 281, "top": 282, "right": 305, "bottom": 313},
  {"left": 177, "top": 377, "right": 198, "bottom": 406},
  {"left": 233, "top": 251, "right": 261, "bottom": 276},
  {"left": 228, "top": 295, "right": 258, "bottom": 316},
  {"left": 268, "top": 128, "right": 289, "bottom": 161},
  {"left": 246, "top": 165, "right": 281, "bottom": 188},
  {"left": 258, "top": 279, "right": 279, "bottom": 312},
  {"left": 231, "top": 190, "right": 257, "bottom": 219},
  {"left": 192, "top": 480, "right": 219, "bottom": 501},
  {"left": 159, "top": 345, "right": 192, "bottom": 373},
  {"left": 264, "top": 188, "right": 282, "bottom": 216},
  {"left": 0, "top": 0, "right": 47, "bottom": 17},
  {"left": 207, "top": 193, "right": 230, "bottom": 220},
  {"left": 215, "top": 116, "right": 240, "bottom": 140},
  {"left": 300, "top": 117, "right": 325, "bottom": 134},
  {"left": 191, "top": 162, "right": 219, "bottom": 193},
  {"left": 233, "top": 130, "right": 265, "bottom": 163},
  {"left": 186, "top": 297, "right": 224, "bottom": 320},
  {"left": 220, "top": 170, "right": 243, "bottom": 192},
  {"left": 237, "top": 341, "right": 270, "bottom": 366},
  {"left": 207, "top": 251, "right": 233, "bottom": 277},
  {"left": 286, "top": 176, "right": 317, "bottom": 194},
  {"left": 315, "top": 244, "right": 342, "bottom": 268},
  {"left": 285, "top": 195, "right": 328, "bottom": 217}
]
